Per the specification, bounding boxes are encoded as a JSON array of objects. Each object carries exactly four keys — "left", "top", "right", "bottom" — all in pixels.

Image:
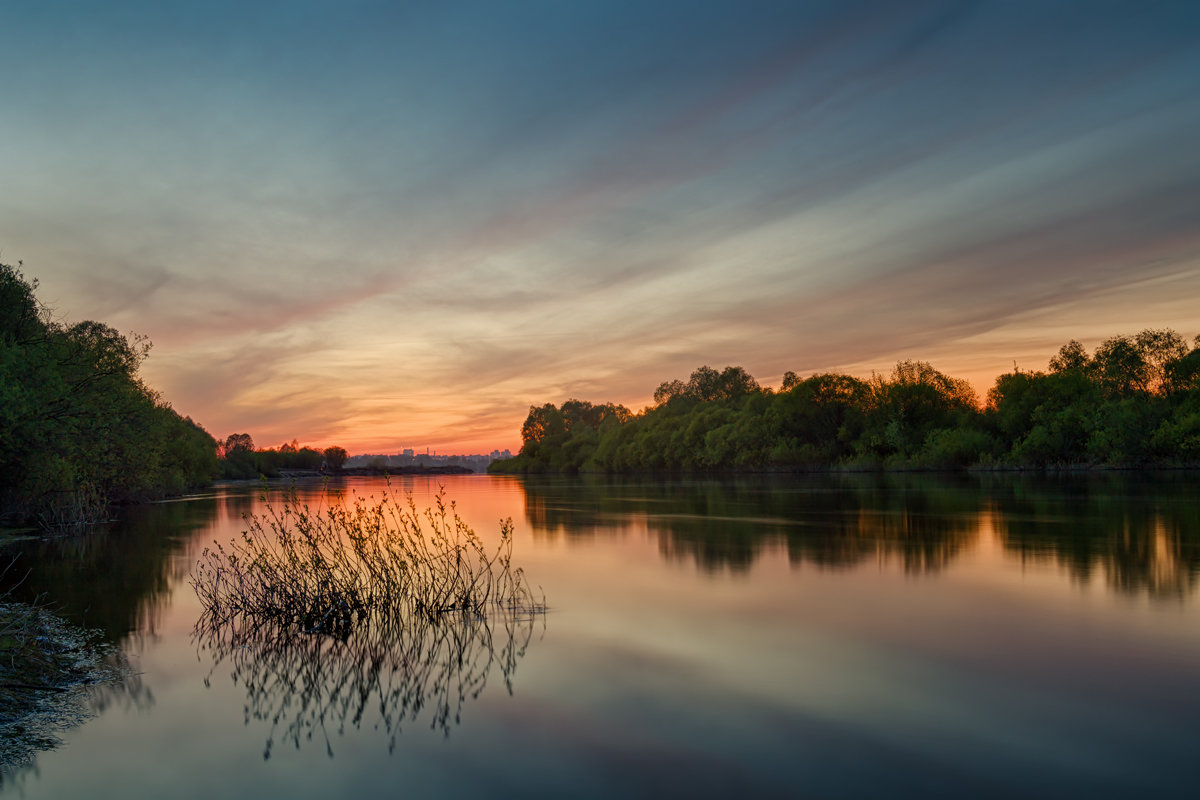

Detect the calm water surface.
[{"left": 2, "top": 473, "right": 1198, "bottom": 798}]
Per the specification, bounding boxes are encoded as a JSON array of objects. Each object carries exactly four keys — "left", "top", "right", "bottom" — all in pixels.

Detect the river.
[{"left": 2, "top": 473, "right": 1198, "bottom": 798}]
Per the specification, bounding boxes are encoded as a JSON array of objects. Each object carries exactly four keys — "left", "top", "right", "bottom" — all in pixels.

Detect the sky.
[{"left": 2, "top": 0, "right": 1199, "bottom": 455}]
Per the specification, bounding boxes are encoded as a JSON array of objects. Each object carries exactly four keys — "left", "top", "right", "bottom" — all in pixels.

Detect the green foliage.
[
  {"left": 853, "top": 361, "right": 978, "bottom": 462},
  {"left": 1152, "top": 408, "right": 1200, "bottom": 460},
  {"left": 768, "top": 373, "right": 868, "bottom": 464},
  {"left": 0, "top": 262, "right": 44, "bottom": 345},
  {"left": 654, "top": 365, "right": 761, "bottom": 405},
  {"left": 322, "top": 446, "right": 348, "bottom": 471},
  {"left": 217, "top": 434, "right": 342, "bottom": 479},
  {"left": 0, "top": 262, "right": 219, "bottom": 525},
  {"left": 500, "top": 398, "right": 631, "bottom": 474},
  {"left": 988, "top": 368, "right": 1099, "bottom": 466},
  {"left": 491, "top": 328, "right": 1200, "bottom": 474},
  {"left": 218, "top": 433, "right": 258, "bottom": 479},
  {"left": 916, "top": 428, "right": 997, "bottom": 469}
]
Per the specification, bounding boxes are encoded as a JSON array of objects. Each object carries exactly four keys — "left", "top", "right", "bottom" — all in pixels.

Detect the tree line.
[
  {"left": 490, "top": 329, "right": 1200, "bottom": 474},
  {"left": 1, "top": 262, "right": 219, "bottom": 526},
  {"left": 0, "top": 263, "right": 355, "bottom": 524},
  {"left": 216, "top": 433, "right": 347, "bottom": 479}
]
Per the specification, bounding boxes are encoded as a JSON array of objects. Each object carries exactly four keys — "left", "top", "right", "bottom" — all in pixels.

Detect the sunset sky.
[{"left": 3, "top": 1, "right": 1199, "bottom": 454}]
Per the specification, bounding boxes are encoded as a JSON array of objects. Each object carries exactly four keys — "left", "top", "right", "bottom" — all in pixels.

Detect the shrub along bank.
[
  {"left": 1, "top": 262, "right": 219, "bottom": 528},
  {"left": 491, "top": 331, "right": 1200, "bottom": 474}
]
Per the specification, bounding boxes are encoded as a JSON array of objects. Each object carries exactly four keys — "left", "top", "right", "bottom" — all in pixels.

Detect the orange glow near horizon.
[
  {"left": 13, "top": 0, "right": 1196, "bottom": 459},
  {"left": 210, "top": 321, "right": 1196, "bottom": 457}
]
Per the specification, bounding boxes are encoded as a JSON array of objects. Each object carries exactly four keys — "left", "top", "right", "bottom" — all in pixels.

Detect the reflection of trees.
[
  {"left": 519, "top": 475, "right": 983, "bottom": 574},
  {"left": 220, "top": 489, "right": 255, "bottom": 528},
  {"left": 988, "top": 473, "right": 1200, "bottom": 599},
  {"left": 0, "top": 494, "right": 220, "bottom": 643},
  {"left": 519, "top": 472, "right": 1200, "bottom": 593},
  {"left": 0, "top": 494, "right": 218, "bottom": 778},
  {"left": 781, "top": 476, "right": 983, "bottom": 574},
  {"left": 521, "top": 478, "right": 618, "bottom": 541},
  {"left": 194, "top": 603, "right": 540, "bottom": 759}
]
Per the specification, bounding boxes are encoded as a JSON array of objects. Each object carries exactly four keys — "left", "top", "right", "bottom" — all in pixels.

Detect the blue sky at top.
[{"left": 2, "top": 0, "right": 1198, "bottom": 451}]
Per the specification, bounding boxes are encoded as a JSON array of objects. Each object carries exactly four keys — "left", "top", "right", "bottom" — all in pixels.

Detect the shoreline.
[{"left": 0, "top": 602, "right": 130, "bottom": 774}]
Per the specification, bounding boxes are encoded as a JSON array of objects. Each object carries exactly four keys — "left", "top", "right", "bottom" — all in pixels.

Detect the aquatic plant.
[
  {"left": 190, "top": 486, "right": 545, "bottom": 753},
  {"left": 192, "top": 487, "right": 543, "bottom": 633}
]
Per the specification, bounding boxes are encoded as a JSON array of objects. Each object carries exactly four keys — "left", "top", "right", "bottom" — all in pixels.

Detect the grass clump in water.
[
  {"left": 192, "top": 486, "right": 543, "bottom": 636},
  {"left": 190, "top": 485, "right": 545, "bottom": 753}
]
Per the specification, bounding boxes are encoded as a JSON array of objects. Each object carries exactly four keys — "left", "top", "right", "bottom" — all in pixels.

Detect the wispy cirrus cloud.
[{"left": 3, "top": 0, "right": 1199, "bottom": 452}]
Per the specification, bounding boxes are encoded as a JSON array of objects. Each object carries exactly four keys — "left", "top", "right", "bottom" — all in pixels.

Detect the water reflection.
[
  {"left": 2, "top": 475, "right": 1199, "bottom": 798},
  {"left": 520, "top": 475, "right": 982, "bottom": 574},
  {"left": 782, "top": 476, "right": 983, "bottom": 574},
  {"left": 192, "top": 481, "right": 545, "bottom": 759},
  {"left": 195, "top": 602, "right": 540, "bottom": 759},
  {"left": 0, "top": 496, "right": 223, "bottom": 779},
  {"left": 985, "top": 473, "right": 1200, "bottom": 599},
  {"left": 0, "top": 625, "right": 153, "bottom": 789},
  {"left": 0, "top": 495, "right": 219, "bottom": 644},
  {"left": 516, "top": 472, "right": 1200, "bottom": 596}
]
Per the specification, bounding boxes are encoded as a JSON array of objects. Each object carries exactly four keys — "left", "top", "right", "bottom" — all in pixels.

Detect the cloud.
[{"left": 4, "top": 0, "right": 1200, "bottom": 452}]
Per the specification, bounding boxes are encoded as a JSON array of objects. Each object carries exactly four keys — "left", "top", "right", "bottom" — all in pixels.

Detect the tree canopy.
[
  {"left": 1, "top": 262, "right": 219, "bottom": 525},
  {"left": 215, "top": 435, "right": 344, "bottom": 479},
  {"left": 492, "top": 329, "right": 1200, "bottom": 474}
]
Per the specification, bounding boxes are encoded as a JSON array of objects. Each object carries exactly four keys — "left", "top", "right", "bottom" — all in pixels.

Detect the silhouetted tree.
[
  {"left": 1049, "top": 340, "right": 1089, "bottom": 373},
  {"left": 323, "top": 446, "right": 348, "bottom": 472}
]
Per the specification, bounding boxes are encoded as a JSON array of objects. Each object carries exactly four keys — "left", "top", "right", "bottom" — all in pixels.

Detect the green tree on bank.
[
  {"left": 215, "top": 434, "right": 348, "bottom": 479},
  {"left": 1, "top": 262, "right": 219, "bottom": 526},
  {"left": 491, "top": 328, "right": 1200, "bottom": 475}
]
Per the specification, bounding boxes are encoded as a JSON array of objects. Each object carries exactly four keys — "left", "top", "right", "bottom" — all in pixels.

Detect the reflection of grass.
[
  {"left": 190, "top": 486, "right": 545, "bottom": 755},
  {"left": 195, "top": 589, "right": 540, "bottom": 757}
]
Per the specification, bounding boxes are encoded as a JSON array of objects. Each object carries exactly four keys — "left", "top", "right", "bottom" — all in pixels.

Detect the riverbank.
[
  {"left": 488, "top": 459, "right": 1200, "bottom": 476},
  {"left": 267, "top": 465, "right": 475, "bottom": 479},
  {"left": 0, "top": 600, "right": 128, "bottom": 774}
]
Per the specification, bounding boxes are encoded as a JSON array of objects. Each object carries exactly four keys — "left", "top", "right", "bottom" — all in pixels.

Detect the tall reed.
[{"left": 190, "top": 485, "right": 545, "bottom": 751}]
